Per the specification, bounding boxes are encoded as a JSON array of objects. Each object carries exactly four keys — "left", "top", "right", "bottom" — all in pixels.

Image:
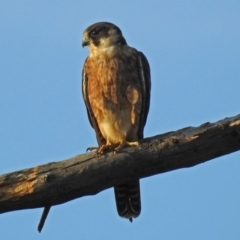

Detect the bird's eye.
[{"left": 90, "top": 30, "right": 100, "bottom": 37}]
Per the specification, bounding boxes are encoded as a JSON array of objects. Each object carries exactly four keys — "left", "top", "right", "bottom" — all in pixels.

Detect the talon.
[{"left": 86, "top": 147, "right": 99, "bottom": 152}]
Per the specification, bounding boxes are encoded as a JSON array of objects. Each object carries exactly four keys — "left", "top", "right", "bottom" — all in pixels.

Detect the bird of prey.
[{"left": 82, "top": 22, "right": 151, "bottom": 221}]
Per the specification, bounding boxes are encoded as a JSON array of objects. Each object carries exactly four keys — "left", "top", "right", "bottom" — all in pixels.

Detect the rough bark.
[{"left": 0, "top": 114, "right": 240, "bottom": 214}]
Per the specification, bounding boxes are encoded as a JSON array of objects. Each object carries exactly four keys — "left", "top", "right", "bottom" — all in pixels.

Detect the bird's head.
[{"left": 82, "top": 22, "right": 127, "bottom": 50}]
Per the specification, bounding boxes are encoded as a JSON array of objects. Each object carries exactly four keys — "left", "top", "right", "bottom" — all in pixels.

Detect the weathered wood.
[{"left": 0, "top": 114, "right": 240, "bottom": 214}]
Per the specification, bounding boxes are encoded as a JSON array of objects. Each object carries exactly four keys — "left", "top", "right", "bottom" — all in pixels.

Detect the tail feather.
[{"left": 114, "top": 180, "right": 141, "bottom": 221}]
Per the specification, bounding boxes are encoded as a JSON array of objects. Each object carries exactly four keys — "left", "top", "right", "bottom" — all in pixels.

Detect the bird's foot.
[
  {"left": 97, "top": 144, "right": 112, "bottom": 154},
  {"left": 114, "top": 140, "right": 139, "bottom": 152},
  {"left": 86, "top": 144, "right": 112, "bottom": 155}
]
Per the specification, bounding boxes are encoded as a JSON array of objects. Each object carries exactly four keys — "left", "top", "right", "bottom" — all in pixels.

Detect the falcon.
[{"left": 82, "top": 22, "right": 151, "bottom": 221}]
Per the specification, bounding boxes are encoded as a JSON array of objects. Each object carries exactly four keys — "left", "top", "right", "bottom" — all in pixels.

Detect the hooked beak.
[{"left": 82, "top": 38, "right": 90, "bottom": 47}]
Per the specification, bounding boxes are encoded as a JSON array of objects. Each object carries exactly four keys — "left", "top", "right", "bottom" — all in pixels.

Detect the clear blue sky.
[{"left": 0, "top": 1, "right": 240, "bottom": 239}]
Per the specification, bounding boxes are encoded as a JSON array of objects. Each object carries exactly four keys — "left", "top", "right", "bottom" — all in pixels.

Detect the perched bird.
[{"left": 82, "top": 22, "right": 151, "bottom": 221}]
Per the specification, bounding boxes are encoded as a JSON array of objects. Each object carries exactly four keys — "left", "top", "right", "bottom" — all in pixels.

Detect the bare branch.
[{"left": 0, "top": 114, "right": 240, "bottom": 214}]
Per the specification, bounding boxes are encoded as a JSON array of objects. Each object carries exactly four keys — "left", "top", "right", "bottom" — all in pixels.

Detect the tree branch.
[{"left": 0, "top": 114, "right": 240, "bottom": 215}]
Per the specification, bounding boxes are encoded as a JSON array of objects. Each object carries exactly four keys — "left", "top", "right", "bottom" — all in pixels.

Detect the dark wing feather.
[
  {"left": 137, "top": 51, "right": 151, "bottom": 139},
  {"left": 82, "top": 59, "right": 106, "bottom": 146},
  {"left": 114, "top": 50, "right": 151, "bottom": 221}
]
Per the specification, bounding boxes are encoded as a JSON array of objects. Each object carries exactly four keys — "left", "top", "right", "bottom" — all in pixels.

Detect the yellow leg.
[{"left": 114, "top": 139, "right": 139, "bottom": 152}]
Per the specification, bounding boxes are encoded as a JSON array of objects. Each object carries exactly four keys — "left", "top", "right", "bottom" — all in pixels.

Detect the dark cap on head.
[{"left": 82, "top": 21, "right": 126, "bottom": 47}]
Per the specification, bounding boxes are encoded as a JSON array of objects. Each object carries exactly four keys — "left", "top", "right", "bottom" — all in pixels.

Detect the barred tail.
[{"left": 114, "top": 180, "right": 141, "bottom": 221}]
